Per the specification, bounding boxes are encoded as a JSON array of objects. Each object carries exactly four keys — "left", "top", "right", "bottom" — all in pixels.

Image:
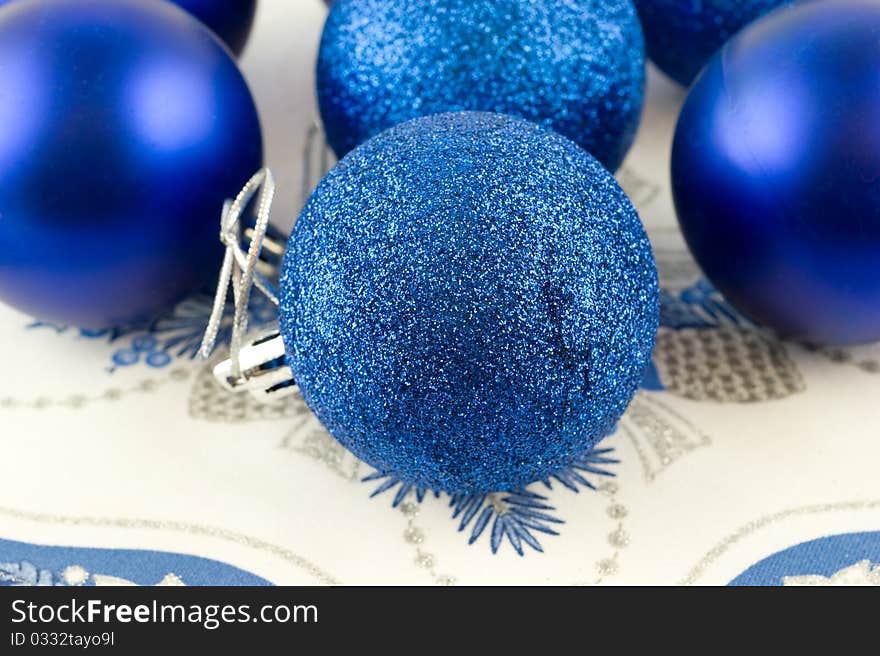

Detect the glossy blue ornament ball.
[
  {"left": 172, "top": 0, "right": 258, "bottom": 56},
  {"left": 317, "top": 0, "right": 645, "bottom": 172},
  {"left": 0, "top": 0, "right": 262, "bottom": 330},
  {"left": 672, "top": 0, "right": 880, "bottom": 345},
  {"left": 280, "top": 112, "right": 659, "bottom": 494},
  {"left": 634, "top": 0, "right": 791, "bottom": 85}
]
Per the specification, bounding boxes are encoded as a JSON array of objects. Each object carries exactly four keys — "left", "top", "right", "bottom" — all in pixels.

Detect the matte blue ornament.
[
  {"left": 633, "top": 0, "right": 791, "bottom": 86},
  {"left": 0, "top": 0, "right": 258, "bottom": 56},
  {"left": 672, "top": 0, "right": 880, "bottom": 346},
  {"left": 0, "top": 0, "right": 262, "bottom": 330},
  {"left": 317, "top": 0, "right": 645, "bottom": 172},
  {"left": 280, "top": 112, "right": 659, "bottom": 494},
  {"left": 171, "top": 0, "right": 258, "bottom": 56}
]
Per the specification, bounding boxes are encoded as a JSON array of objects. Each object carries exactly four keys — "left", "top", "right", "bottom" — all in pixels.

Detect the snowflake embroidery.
[{"left": 365, "top": 446, "right": 618, "bottom": 556}]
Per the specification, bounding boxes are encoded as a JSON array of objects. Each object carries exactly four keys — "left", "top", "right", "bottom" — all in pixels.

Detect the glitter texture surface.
[
  {"left": 317, "top": 0, "right": 645, "bottom": 172},
  {"left": 280, "top": 112, "right": 658, "bottom": 494},
  {"left": 634, "top": 0, "right": 791, "bottom": 85}
]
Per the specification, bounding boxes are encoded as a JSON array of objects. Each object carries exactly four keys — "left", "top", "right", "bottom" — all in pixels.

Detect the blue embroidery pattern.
[
  {"left": 0, "top": 561, "right": 56, "bottom": 586},
  {"left": 729, "top": 532, "right": 880, "bottom": 586},
  {"left": 649, "top": 280, "right": 805, "bottom": 403},
  {"left": 365, "top": 446, "right": 618, "bottom": 556},
  {"left": 643, "top": 279, "right": 748, "bottom": 394},
  {"left": 0, "top": 538, "right": 270, "bottom": 586},
  {"left": 29, "top": 292, "right": 277, "bottom": 373},
  {"left": 659, "top": 279, "right": 750, "bottom": 331}
]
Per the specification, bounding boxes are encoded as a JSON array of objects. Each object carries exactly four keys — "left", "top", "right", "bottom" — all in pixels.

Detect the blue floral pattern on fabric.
[
  {"left": 729, "top": 532, "right": 880, "bottom": 586},
  {"left": 659, "top": 279, "right": 750, "bottom": 331},
  {"left": 645, "top": 279, "right": 766, "bottom": 395},
  {"left": 0, "top": 537, "right": 270, "bottom": 586},
  {"left": 28, "top": 292, "right": 277, "bottom": 373}
]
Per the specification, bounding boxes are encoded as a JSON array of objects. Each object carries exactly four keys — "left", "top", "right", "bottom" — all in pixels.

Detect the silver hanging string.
[
  {"left": 198, "top": 168, "right": 296, "bottom": 400},
  {"left": 200, "top": 168, "right": 277, "bottom": 358},
  {"left": 199, "top": 121, "right": 335, "bottom": 401}
]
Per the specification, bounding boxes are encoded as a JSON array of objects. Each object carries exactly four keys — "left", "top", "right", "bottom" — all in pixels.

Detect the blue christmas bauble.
[
  {"left": 280, "top": 112, "right": 659, "bottom": 494},
  {"left": 672, "top": 0, "right": 880, "bottom": 345},
  {"left": 317, "top": 0, "right": 645, "bottom": 172},
  {"left": 0, "top": 0, "right": 258, "bottom": 56},
  {"left": 0, "top": 0, "right": 262, "bottom": 330},
  {"left": 172, "top": 0, "right": 258, "bottom": 56},
  {"left": 634, "top": 0, "right": 791, "bottom": 85}
]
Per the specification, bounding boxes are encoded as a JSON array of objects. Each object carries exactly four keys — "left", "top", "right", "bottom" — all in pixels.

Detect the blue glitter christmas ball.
[
  {"left": 317, "top": 0, "right": 645, "bottom": 172},
  {"left": 672, "top": 0, "right": 880, "bottom": 345},
  {"left": 633, "top": 0, "right": 791, "bottom": 85},
  {"left": 280, "top": 112, "right": 659, "bottom": 494}
]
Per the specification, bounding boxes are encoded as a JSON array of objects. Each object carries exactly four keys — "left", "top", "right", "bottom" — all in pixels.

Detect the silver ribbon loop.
[{"left": 199, "top": 168, "right": 297, "bottom": 400}]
